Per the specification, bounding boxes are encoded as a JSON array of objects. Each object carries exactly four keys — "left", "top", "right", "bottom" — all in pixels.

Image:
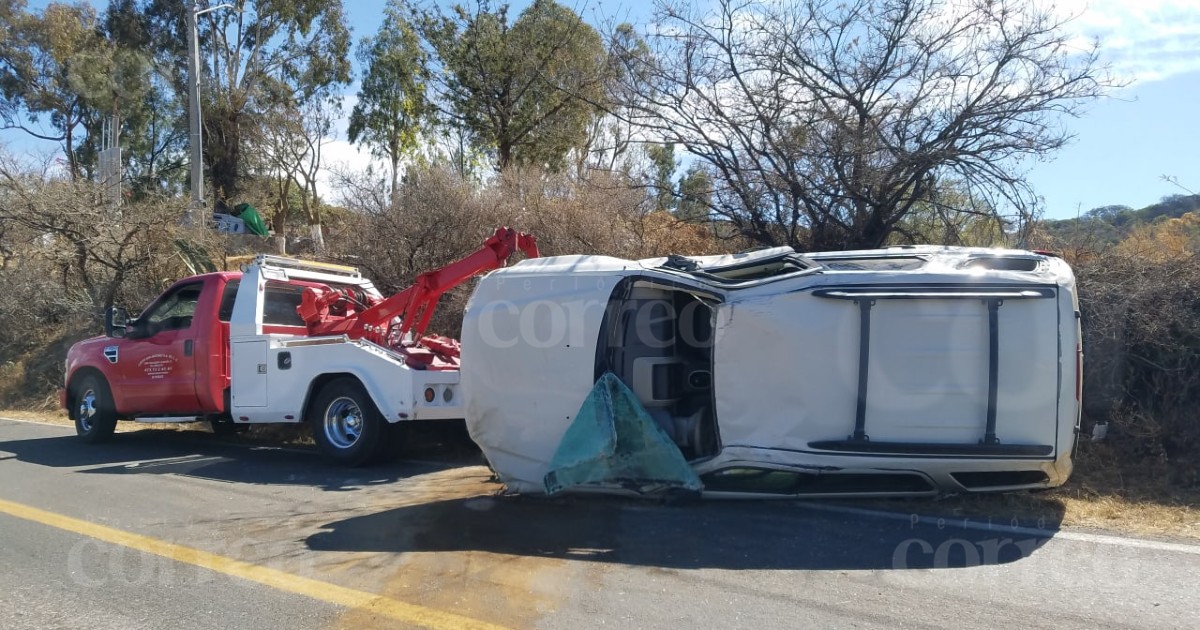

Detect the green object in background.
[
  {"left": 235, "top": 202, "right": 269, "bottom": 237},
  {"left": 543, "top": 372, "right": 703, "bottom": 496}
]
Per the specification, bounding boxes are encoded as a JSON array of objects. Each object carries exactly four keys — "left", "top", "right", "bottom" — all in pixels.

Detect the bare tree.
[
  {"left": 0, "top": 156, "right": 184, "bottom": 317},
  {"left": 258, "top": 96, "right": 338, "bottom": 253},
  {"left": 610, "top": 0, "right": 1115, "bottom": 250}
]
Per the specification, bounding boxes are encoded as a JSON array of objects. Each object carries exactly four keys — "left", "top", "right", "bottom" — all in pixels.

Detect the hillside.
[{"left": 1042, "top": 194, "right": 1200, "bottom": 244}]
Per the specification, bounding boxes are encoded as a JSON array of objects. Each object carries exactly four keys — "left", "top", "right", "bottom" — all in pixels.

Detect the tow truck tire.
[
  {"left": 308, "top": 378, "right": 386, "bottom": 467},
  {"left": 73, "top": 374, "right": 118, "bottom": 443}
]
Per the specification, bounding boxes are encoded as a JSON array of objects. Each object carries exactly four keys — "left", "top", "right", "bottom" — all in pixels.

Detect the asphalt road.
[{"left": 0, "top": 417, "right": 1196, "bottom": 630}]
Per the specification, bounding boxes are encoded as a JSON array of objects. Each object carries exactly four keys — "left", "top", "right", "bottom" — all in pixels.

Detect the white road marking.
[{"left": 800, "top": 501, "right": 1200, "bottom": 555}]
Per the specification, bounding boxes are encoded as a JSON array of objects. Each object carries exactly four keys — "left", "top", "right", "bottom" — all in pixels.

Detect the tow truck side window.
[
  {"left": 218, "top": 280, "right": 240, "bottom": 322},
  {"left": 139, "top": 283, "right": 203, "bottom": 334}
]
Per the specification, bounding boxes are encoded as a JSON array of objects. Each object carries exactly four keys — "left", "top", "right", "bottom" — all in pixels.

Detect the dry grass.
[
  {"left": 853, "top": 483, "right": 1200, "bottom": 541},
  {"left": 0, "top": 409, "right": 71, "bottom": 426},
  {"left": 842, "top": 440, "right": 1200, "bottom": 541},
  {"left": 1048, "top": 440, "right": 1200, "bottom": 539}
]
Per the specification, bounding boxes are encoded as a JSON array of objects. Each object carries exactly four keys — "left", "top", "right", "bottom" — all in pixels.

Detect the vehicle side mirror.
[{"left": 105, "top": 307, "right": 129, "bottom": 338}]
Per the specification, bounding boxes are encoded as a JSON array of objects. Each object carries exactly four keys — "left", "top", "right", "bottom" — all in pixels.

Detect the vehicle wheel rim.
[
  {"left": 78, "top": 389, "right": 97, "bottom": 432},
  {"left": 323, "top": 397, "right": 364, "bottom": 450}
]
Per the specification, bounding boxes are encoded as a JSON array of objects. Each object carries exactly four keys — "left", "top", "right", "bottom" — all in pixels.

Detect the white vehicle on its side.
[{"left": 461, "top": 245, "right": 1082, "bottom": 497}]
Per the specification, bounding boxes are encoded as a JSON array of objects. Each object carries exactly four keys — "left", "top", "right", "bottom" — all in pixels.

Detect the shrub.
[{"left": 1071, "top": 248, "right": 1200, "bottom": 487}]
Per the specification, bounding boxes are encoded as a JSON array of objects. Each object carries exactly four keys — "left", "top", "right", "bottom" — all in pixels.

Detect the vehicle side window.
[
  {"left": 216, "top": 280, "right": 310, "bottom": 327},
  {"left": 139, "top": 283, "right": 203, "bottom": 334},
  {"left": 263, "top": 283, "right": 307, "bottom": 327},
  {"left": 218, "top": 280, "right": 241, "bottom": 322}
]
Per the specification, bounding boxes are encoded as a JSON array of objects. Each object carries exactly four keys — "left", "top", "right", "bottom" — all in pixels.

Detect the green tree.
[
  {"left": 645, "top": 142, "right": 675, "bottom": 213},
  {"left": 146, "top": 0, "right": 351, "bottom": 207},
  {"left": 675, "top": 165, "right": 710, "bottom": 223},
  {"left": 349, "top": 1, "right": 431, "bottom": 205},
  {"left": 96, "top": 0, "right": 188, "bottom": 198},
  {"left": 414, "top": 0, "right": 610, "bottom": 172},
  {"left": 258, "top": 93, "right": 339, "bottom": 253},
  {"left": 0, "top": 1, "right": 106, "bottom": 179}
]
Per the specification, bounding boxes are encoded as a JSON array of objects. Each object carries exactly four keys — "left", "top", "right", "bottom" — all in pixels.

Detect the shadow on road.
[
  {"left": 0, "top": 422, "right": 481, "bottom": 492},
  {"left": 307, "top": 493, "right": 1065, "bottom": 571},
  {"left": 2, "top": 419, "right": 1066, "bottom": 571}
]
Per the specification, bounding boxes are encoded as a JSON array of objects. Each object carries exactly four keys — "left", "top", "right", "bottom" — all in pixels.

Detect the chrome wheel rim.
[
  {"left": 78, "top": 389, "right": 97, "bottom": 432},
  {"left": 323, "top": 397, "right": 364, "bottom": 449}
]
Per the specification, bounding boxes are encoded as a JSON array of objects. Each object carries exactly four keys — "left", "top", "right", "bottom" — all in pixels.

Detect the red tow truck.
[{"left": 61, "top": 227, "right": 538, "bottom": 465}]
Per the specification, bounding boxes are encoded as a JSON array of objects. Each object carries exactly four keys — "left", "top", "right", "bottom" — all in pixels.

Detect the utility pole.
[
  {"left": 186, "top": 2, "right": 235, "bottom": 226},
  {"left": 99, "top": 113, "right": 122, "bottom": 210}
]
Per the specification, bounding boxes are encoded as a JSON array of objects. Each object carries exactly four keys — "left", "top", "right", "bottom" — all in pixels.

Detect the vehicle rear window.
[
  {"left": 217, "top": 280, "right": 308, "bottom": 327},
  {"left": 263, "top": 284, "right": 307, "bottom": 327}
]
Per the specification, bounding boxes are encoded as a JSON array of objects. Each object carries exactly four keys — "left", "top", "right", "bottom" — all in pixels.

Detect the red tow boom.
[{"left": 297, "top": 227, "right": 539, "bottom": 369}]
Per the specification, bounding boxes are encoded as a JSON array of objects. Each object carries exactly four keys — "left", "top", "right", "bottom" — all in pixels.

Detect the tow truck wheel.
[
  {"left": 309, "top": 378, "right": 385, "bottom": 467},
  {"left": 73, "top": 374, "right": 118, "bottom": 443}
]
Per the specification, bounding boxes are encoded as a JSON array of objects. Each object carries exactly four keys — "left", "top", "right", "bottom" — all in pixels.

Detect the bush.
[
  {"left": 328, "top": 165, "right": 735, "bottom": 336},
  {"left": 1073, "top": 251, "right": 1200, "bottom": 487},
  {"left": 0, "top": 162, "right": 267, "bottom": 406}
]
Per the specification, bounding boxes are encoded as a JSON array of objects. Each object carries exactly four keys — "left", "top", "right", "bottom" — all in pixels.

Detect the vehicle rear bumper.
[{"left": 692, "top": 445, "right": 1074, "bottom": 497}]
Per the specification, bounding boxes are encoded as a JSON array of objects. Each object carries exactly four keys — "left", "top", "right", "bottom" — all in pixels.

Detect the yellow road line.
[{"left": 0, "top": 497, "right": 510, "bottom": 630}]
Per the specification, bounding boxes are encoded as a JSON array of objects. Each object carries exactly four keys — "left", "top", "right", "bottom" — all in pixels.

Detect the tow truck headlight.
[{"left": 424, "top": 387, "right": 436, "bottom": 403}]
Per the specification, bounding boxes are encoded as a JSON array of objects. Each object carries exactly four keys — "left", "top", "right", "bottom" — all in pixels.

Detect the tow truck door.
[{"left": 116, "top": 281, "right": 203, "bottom": 414}]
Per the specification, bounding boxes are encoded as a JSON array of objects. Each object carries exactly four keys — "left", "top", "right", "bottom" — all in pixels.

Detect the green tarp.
[
  {"left": 235, "top": 202, "right": 269, "bottom": 237},
  {"left": 543, "top": 372, "right": 703, "bottom": 496}
]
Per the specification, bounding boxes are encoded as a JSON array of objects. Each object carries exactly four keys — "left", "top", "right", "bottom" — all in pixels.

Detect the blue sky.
[{"left": 5, "top": 0, "right": 1200, "bottom": 219}]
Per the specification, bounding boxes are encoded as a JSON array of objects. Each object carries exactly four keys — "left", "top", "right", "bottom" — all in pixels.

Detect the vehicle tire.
[
  {"left": 73, "top": 374, "right": 118, "bottom": 443},
  {"left": 308, "top": 377, "right": 386, "bottom": 467}
]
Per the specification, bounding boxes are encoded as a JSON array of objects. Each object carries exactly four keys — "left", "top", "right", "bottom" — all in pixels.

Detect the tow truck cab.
[
  {"left": 60, "top": 238, "right": 537, "bottom": 466},
  {"left": 62, "top": 271, "right": 321, "bottom": 419}
]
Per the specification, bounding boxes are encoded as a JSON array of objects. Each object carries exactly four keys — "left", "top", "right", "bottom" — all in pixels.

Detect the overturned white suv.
[{"left": 460, "top": 245, "right": 1082, "bottom": 498}]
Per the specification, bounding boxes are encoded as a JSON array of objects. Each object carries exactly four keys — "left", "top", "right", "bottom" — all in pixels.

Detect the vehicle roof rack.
[{"left": 250, "top": 255, "right": 362, "bottom": 279}]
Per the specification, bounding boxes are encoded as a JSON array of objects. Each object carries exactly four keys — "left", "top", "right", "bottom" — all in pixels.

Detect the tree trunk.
[
  {"left": 273, "top": 196, "right": 288, "bottom": 255},
  {"left": 498, "top": 141, "right": 513, "bottom": 172},
  {"left": 390, "top": 153, "right": 401, "bottom": 208},
  {"left": 65, "top": 122, "right": 79, "bottom": 182},
  {"left": 207, "top": 109, "right": 241, "bottom": 209},
  {"left": 309, "top": 222, "right": 325, "bottom": 253}
]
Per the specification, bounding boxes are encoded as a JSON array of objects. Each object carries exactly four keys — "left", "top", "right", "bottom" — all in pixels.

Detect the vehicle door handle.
[{"left": 184, "top": 340, "right": 193, "bottom": 357}]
